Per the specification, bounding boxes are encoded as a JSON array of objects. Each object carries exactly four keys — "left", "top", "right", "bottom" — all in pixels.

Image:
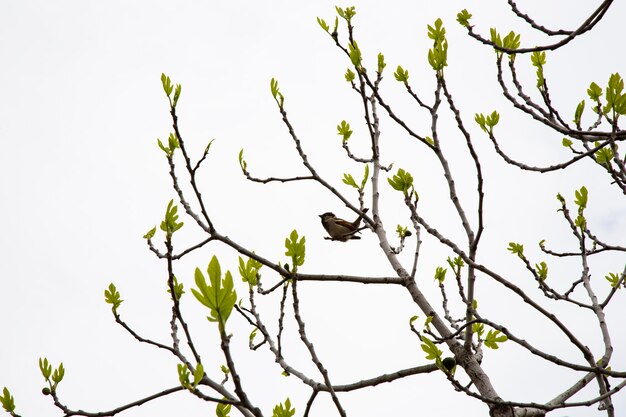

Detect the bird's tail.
[{"left": 351, "top": 208, "right": 369, "bottom": 227}]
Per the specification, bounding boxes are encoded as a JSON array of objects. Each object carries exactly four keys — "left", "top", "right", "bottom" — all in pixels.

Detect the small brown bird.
[{"left": 319, "top": 209, "right": 368, "bottom": 241}]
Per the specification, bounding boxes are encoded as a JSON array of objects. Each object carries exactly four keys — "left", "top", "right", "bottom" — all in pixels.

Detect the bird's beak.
[{"left": 318, "top": 214, "right": 323, "bottom": 218}]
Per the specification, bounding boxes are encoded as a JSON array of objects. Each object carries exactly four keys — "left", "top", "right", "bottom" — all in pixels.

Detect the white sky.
[{"left": 1, "top": 1, "right": 625, "bottom": 416}]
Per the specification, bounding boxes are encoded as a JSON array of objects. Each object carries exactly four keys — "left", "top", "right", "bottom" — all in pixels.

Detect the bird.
[{"left": 319, "top": 208, "right": 368, "bottom": 241}]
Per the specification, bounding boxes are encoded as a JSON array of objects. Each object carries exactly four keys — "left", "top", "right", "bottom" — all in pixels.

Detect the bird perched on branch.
[{"left": 319, "top": 209, "right": 368, "bottom": 241}]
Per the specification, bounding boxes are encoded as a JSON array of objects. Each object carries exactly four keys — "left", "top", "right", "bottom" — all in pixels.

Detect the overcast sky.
[{"left": 1, "top": 1, "right": 625, "bottom": 416}]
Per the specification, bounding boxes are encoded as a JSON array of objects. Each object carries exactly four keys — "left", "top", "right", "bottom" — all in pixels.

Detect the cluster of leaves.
[
  {"left": 177, "top": 362, "right": 204, "bottom": 391},
  {"left": 434, "top": 266, "right": 447, "bottom": 283},
  {"left": 270, "top": 78, "right": 284, "bottom": 108},
  {"left": 507, "top": 242, "right": 525, "bottom": 259},
  {"left": 530, "top": 51, "right": 546, "bottom": 89},
  {"left": 157, "top": 133, "right": 180, "bottom": 158},
  {"left": 393, "top": 65, "right": 409, "bottom": 83},
  {"left": 395, "top": 224, "right": 411, "bottom": 239},
  {"left": 343, "top": 164, "right": 369, "bottom": 192},
  {"left": 575, "top": 73, "right": 626, "bottom": 129},
  {"left": 161, "top": 73, "right": 181, "bottom": 108},
  {"left": 471, "top": 324, "right": 508, "bottom": 350},
  {"left": 456, "top": 9, "right": 472, "bottom": 28},
  {"left": 489, "top": 28, "right": 520, "bottom": 60},
  {"left": 388, "top": 168, "right": 415, "bottom": 198},
  {"left": 39, "top": 358, "right": 64, "bottom": 395},
  {"left": 475, "top": 111, "right": 500, "bottom": 135},
  {"left": 284, "top": 230, "right": 305, "bottom": 274},
  {"left": 271, "top": 398, "right": 296, "bottom": 417},
  {"left": 573, "top": 186, "right": 588, "bottom": 229},
  {"left": 427, "top": 18, "right": 448, "bottom": 75},
  {"left": 239, "top": 256, "right": 263, "bottom": 287}
]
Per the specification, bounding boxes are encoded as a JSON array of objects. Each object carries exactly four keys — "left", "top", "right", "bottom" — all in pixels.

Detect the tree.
[{"left": 2, "top": 2, "right": 625, "bottom": 417}]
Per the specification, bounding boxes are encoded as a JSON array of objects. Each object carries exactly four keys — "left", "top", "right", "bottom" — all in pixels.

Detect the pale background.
[{"left": 1, "top": 1, "right": 625, "bottom": 416}]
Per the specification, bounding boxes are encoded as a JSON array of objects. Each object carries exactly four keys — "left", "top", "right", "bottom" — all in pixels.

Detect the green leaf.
[
  {"left": 157, "top": 138, "right": 169, "bottom": 155},
  {"left": 396, "top": 224, "right": 411, "bottom": 239},
  {"left": 0, "top": 387, "right": 15, "bottom": 413},
  {"left": 249, "top": 328, "right": 258, "bottom": 343},
  {"left": 193, "top": 363, "right": 204, "bottom": 387},
  {"left": 178, "top": 364, "right": 191, "bottom": 389},
  {"left": 574, "top": 186, "right": 588, "bottom": 210},
  {"left": 345, "top": 68, "right": 355, "bottom": 82},
  {"left": 173, "top": 83, "right": 182, "bottom": 107},
  {"left": 104, "top": 283, "right": 123, "bottom": 310},
  {"left": 361, "top": 164, "right": 370, "bottom": 189},
  {"left": 456, "top": 9, "right": 472, "bottom": 27},
  {"left": 605, "top": 272, "right": 621, "bottom": 288},
  {"left": 562, "top": 138, "right": 573, "bottom": 148},
  {"left": 409, "top": 315, "right": 418, "bottom": 325},
  {"left": 216, "top": 401, "right": 232, "bottom": 417},
  {"left": 168, "top": 132, "right": 180, "bottom": 152},
  {"left": 39, "top": 357, "right": 52, "bottom": 380},
  {"left": 446, "top": 255, "right": 465, "bottom": 270},
  {"left": 285, "top": 230, "right": 306, "bottom": 269},
  {"left": 192, "top": 256, "right": 238, "bottom": 326},
  {"left": 239, "top": 256, "right": 263, "bottom": 286},
  {"left": 427, "top": 20, "right": 448, "bottom": 73},
  {"left": 161, "top": 73, "right": 173, "bottom": 97},
  {"left": 342, "top": 173, "right": 358, "bottom": 188},
  {"left": 603, "top": 73, "right": 625, "bottom": 116},
  {"left": 535, "top": 261, "right": 548, "bottom": 280},
  {"left": 394, "top": 65, "right": 409, "bottom": 82},
  {"left": 143, "top": 226, "right": 156, "bottom": 240},
  {"left": 168, "top": 275, "right": 185, "bottom": 300},
  {"left": 52, "top": 363, "right": 65, "bottom": 384},
  {"left": 238, "top": 149, "right": 247, "bottom": 171},
  {"left": 348, "top": 41, "right": 362, "bottom": 68},
  {"left": 484, "top": 329, "right": 508, "bottom": 349},
  {"left": 377, "top": 53, "right": 386, "bottom": 73},
  {"left": 475, "top": 110, "right": 500, "bottom": 134},
  {"left": 490, "top": 28, "right": 503, "bottom": 50},
  {"left": 420, "top": 335, "right": 443, "bottom": 361},
  {"left": 337, "top": 120, "right": 353, "bottom": 142},
  {"left": 574, "top": 100, "right": 585, "bottom": 125},
  {"left": 388, "top": 168, "right": 414, "bottom": 197},
  {"left": 427, "top": 18, "right": 446, "bottom": 42},
  {"left": 486, "top": 111, "right": 500, "bottom": 129},
  {"left": 530, "top": 51, "right": 546, "bottom": 67},
  {"left": 270, "top": 78, "right": 280, "bottom": 98},
  {"left": 502, "top": 31, "right": 521, "bottom": 57},
  {"left": 472, "top": 322, "right": 484, "bottom": 337},
  {"left": 587, "top": 82, "right": 602, "bottom": 101},
  {"left": 574, "top": 214, "right": 586, "bottom": 229},
  {"left": 336, "top": 6, "right": 356, "bottom": 22},
  {"left": 160, "top": 199, "right": 184, "bottom": 238},
  {"left": 507, "top": 242, "right": 525, "bottom": 259},
  {"left": 270, "top": 78, "right": 284, "bottom": 106},
  {"left": 272, "top": 398, "right": 296, "bottom": 417},
  {"left": 475, "top": 113, "right": 487, "bottom": 132},
  {"left": 594, "top": 141, "right": 615, "bottom": 166},
  {"left": 316, "top": 17, "right": 329, "bottom": 33},
  {"left": 434, "top": 266, "right": 447, "bottom": 283}
]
